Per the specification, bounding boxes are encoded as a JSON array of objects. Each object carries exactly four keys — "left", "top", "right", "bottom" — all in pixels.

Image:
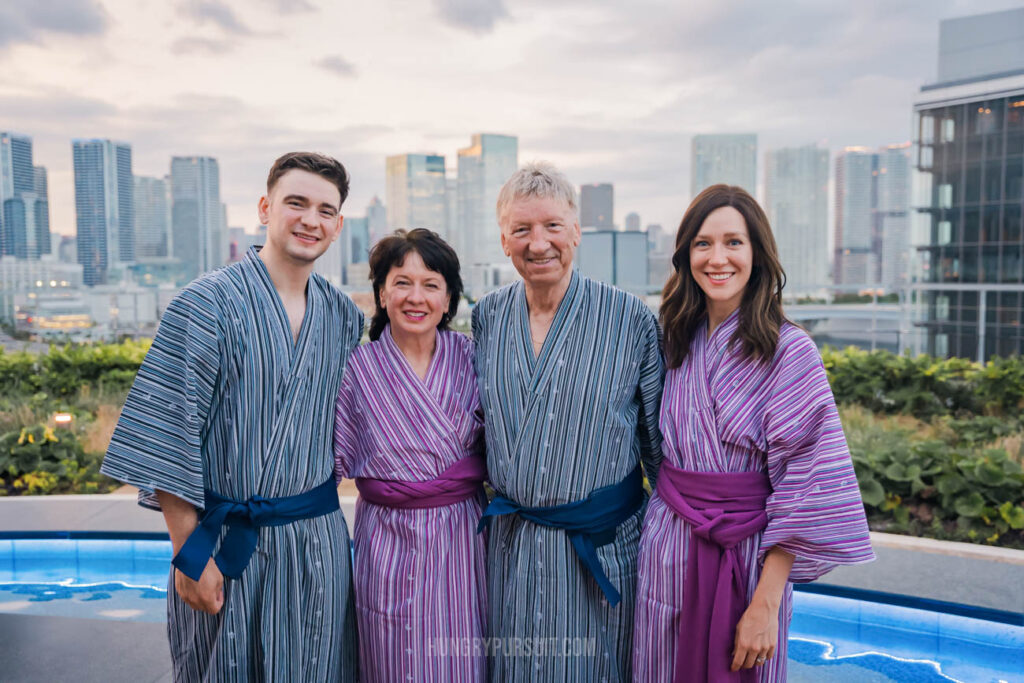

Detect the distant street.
[{"left": 0, "top": 329, "right": 51, "bottom": 354}]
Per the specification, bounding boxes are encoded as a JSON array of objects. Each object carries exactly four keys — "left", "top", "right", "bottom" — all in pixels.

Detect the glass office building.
[{"left": 913, "top": 8, "right": 1024, "bottom": 360}]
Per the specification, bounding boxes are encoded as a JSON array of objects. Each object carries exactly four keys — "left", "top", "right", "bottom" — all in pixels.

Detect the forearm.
[
  {"left": 752, "top": 546, "right": 795, "bottom": 610},
  {"left": 156, "top": 489, "right": 200, "bottom": 555}
]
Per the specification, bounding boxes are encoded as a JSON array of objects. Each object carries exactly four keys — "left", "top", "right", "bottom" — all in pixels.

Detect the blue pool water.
[{"left": 1, "top": 537, "right": 1021, "bottom": 682}]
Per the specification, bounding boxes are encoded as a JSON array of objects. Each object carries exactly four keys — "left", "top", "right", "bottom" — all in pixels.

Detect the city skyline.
[{"left": 2, "top": 0, "right": 1019, "bottom": 240}]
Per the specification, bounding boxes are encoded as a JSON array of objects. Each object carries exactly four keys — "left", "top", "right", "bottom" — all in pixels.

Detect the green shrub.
[
  {"left": 843, "top": 406, "right": 1024, "bottom": 548},
  {"left": 0, "top": 424, "right": 116, "bottom": 496}
]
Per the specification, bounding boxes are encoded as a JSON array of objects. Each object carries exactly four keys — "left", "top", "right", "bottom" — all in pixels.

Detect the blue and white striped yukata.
[
  {"left": 101, "top": 247, "right": 361, "bottom": 682},
  {"left": 472, "top": 271, "right": 664, "bottom": 682}
]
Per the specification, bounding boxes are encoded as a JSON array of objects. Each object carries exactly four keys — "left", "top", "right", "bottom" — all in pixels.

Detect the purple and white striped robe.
[
  {"left": 633, "top": 312, "right": 874, "bottom": 682},
  {"left": 333, "top": 327, "right": 487, "bottom": 683}
]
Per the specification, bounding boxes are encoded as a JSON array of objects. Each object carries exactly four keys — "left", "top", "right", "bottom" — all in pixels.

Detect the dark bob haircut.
[
  {"left": 660, "top": 184, "right": 788, "bottom": 368},
  {"left": 266, "top": 152, "right": 350, "bottom": 207},
  {"left": 367, "top": 229, "right": 463, "bottom": 341}
]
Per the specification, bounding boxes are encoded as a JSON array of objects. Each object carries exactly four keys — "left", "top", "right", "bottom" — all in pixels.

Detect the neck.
[
  {"left": 391, "top": 325, "right": 437, "bottom": 364},
  {"left": 706, "top": 300, "right": 738, "bottom": 337},
  {"left": 258, "top": 244, "right": 313, "bottom": 299},
  {"left": 524, "top": 272, "right": 573, "bottom": 316}
]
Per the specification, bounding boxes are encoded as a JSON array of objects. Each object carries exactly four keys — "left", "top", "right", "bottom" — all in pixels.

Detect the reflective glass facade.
[{"left": 914, "top": 91, "right": 1024, "bottom": 359}]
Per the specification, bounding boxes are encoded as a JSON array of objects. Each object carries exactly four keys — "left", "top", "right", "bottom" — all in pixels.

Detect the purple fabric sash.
[
  {"left": 656, "top": 463, "right": 773, "bottom": 683},
  {"left": 355, "top": 456, "right": 487, "bottom": 509}
]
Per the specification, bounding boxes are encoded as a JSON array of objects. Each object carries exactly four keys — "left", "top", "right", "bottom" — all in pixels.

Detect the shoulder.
[
  {"left": 769, "top": 322, "right": 823, "bottom": 372},
  {"left": 442, "top": 329, "right": 475, "bottom": 360},
  {"left": 580, "top": 275, "right": 656, "bottom": 327},
  {"left": 472, "top": 282, "right": 519, "bottom": 324},
  {"left": 311, "top": 273, "right": 362, "bottom": 318}
]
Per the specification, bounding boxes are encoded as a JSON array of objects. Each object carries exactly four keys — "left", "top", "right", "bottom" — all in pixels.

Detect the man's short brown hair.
[{"left": 266, "top": 152, "right": 350, "bottom": 207}]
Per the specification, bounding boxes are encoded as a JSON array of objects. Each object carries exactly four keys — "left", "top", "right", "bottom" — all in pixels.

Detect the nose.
[
  {"left": 527, "top": 227, "right": 551, "bottom": 254},
  {"left": 708, "top": 243, "right": 728, "bottom": 266},
  {"left": 407, "top": 284, "right": 426, "bottom": 303},
  {"left": 301, "top": 207, "right": 320, "bottom": 228}
]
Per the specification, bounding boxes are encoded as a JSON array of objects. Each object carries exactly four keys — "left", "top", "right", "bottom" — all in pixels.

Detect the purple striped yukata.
[
  {"left": 334, "top": 327, "right": 487, "bottom": 682},
  {"left": 633, "top": 312, "right": 874, "bottom": 682}
]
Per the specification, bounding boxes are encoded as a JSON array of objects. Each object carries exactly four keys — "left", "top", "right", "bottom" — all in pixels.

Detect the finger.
[
  {"left": 766, "top": 644, "right": 776, "bottom": 661},
  {"left": 742, "top": 649, "right": 760, "bottom": 670},
  {"left": 730, "top": 646, "right": 746, "bottom": 672}
]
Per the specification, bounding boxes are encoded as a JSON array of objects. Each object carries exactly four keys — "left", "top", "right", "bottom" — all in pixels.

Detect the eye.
[
  {"left": 693, "top": 239, "right": 709, "bottom": 248},
  {"left": 729, "top": 238, "right": 743, "bottom": 246},
  {"left": 320, "top": 209, "right": 335, "bottom": 217}
]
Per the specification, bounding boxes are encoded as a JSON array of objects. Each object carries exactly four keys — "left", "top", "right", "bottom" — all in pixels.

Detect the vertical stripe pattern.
[
  {"left": 334, "top": 327, "right": 487, "bottom": 682},
  {"left": 472, "top": 271, "right": 664, "bottom": 682},
  {"left": 633, "top": 311, "right": 874, "bottom": 682},
  {"left": 101, "top": 247, "right": 362, "bottom": 682}
]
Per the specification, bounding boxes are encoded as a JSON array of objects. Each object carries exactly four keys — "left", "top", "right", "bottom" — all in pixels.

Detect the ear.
[
  {"left": 329, "top": 214, "right": 344, "bottom": 243},
  {"left": 257, "top": 195, "right": 270, "bottom": 224},
  {"left": 500, "top": 228, "right": 511, "bottom": 257},
  {"left": 571, "top": 220, "right": 581, "bottom": 247}
]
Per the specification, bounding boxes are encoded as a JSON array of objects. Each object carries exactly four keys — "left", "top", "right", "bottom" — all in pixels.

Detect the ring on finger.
[{"left": 755, "top": 656, "right": 766, "bottom": 665}]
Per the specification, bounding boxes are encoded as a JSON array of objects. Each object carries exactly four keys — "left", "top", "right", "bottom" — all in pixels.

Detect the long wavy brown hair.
[{"left": 661, "top": 184, "right": 787, "bottom": 369}]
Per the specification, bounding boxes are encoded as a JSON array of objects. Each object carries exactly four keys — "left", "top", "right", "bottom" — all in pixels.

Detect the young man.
[{"left": 101, "top": 152, "right": 362, "bottom": 682}]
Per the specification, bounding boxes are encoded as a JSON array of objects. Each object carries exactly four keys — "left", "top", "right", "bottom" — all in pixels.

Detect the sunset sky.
[{"left": 2, "top": 0, "right": 1020, "bottom": 236}]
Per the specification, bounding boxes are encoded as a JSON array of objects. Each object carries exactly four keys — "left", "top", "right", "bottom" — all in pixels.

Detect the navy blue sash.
[
  {"left": 172, "top": 477, "right": 339, "bottom": 581},
  {"left": 477, "top": 464, "right": 644, "bottom": 606}
]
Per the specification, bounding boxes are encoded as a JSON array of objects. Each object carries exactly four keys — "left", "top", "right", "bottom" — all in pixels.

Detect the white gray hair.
[{"left": 496, "top": 161, "right": 577, "bottom": 229}]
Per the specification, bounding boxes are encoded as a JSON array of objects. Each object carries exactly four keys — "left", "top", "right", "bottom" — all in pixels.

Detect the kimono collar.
[
  {"left": 381, "top": 323, "right": 445, "bottom": 386},
  {"left": 706, "top": 307, "right": 741, "bottom": 353}
]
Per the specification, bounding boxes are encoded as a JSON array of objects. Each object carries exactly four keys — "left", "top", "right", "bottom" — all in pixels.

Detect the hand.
[
  {"left": 174, "top": 558, "right": 224, "bottom": 614},
  {"left": 730, "top": 598, "right": 778, "bottom": 672}
]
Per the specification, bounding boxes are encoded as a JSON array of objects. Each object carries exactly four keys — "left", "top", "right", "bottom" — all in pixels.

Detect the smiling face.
[
  {"left": 258, "top": 168, "right": 343, "bottom": 265},
  {"left": 379, "top": 250, "right": 450, "bottom": 342},
  {"left": 500, "top": 195, "right": 581, "bottom": 290},
  {"left": 689, "top": 205, "right": 753, "bottom": 318}
]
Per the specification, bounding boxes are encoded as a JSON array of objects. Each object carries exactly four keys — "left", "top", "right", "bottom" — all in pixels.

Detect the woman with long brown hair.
[{"left": 632, "top": 185, "right": 874, "bottom": 682}]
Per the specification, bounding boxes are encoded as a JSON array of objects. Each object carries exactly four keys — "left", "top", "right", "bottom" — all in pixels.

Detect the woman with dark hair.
[
  {"left": 632, "top": 185, "right": 874, "bottom": 682},
  {"left": 333, "top": 229, "right": 487, "bottom": 682}
]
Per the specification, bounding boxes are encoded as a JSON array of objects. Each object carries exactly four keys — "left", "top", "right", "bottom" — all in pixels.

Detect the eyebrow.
[
  {"left": 282, "top": 194, "right": 339, "bottom": 213},
  {"left": 694, "top": 231, "right": 747, "bottom": 240}
]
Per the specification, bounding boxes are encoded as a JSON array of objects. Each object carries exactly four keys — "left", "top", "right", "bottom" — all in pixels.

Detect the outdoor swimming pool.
[{"left": 1, "top": 535, "right": 1021, "bottom": 682}]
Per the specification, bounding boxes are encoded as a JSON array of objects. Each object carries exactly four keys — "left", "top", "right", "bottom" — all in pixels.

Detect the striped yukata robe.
[
  {"left": 472, "top": 271, "right": 664, "bottom": 682},
  {"left": 101, "top": 247, "right": 362, "bottom": 683},
  {"left": 633, "top": 312, "right": 875, "bottom": 682},
  {"left": 333, "top": 327, "right": 487, "bottom": 682}
]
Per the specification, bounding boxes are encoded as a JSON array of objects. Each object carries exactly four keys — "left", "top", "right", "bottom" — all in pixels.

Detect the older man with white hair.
[{"left": 473, "top": 161, "right": 664, "bottom": 681}]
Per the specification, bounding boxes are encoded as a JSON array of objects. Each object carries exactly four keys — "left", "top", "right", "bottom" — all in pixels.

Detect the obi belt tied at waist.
[
  {"left": 656, "top": 463, "right": 773, "bottom": 683},
  {"left": 172, "top": 477, "right": 340, "bottom": 582},
  {"left": 355, "top": 455, "right": 487, "bottom": 509},
  {"left": 477, "top": 464, "right": 645, "bottom": 607}
]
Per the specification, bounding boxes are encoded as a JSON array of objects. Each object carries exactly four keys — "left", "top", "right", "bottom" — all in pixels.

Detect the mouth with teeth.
[
  {"left": 529, "top": 256, "right": 556, "bottom": 266},
  {"left": 706, "top": 272, "right": 734, "bottom": 284},
  {"left": 402, "top": 311, "right": 428, "bottom": 321},
  {"left": 293, "top": 232, "right": 320, "bottom": 245}
]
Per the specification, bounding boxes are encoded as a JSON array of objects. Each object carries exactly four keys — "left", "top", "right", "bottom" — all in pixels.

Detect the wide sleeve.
[
  {"left": 100, "top": 288, "right": 220, "bottom": 511},
  {"left": 759, "top": 332, "right": 875, "bottom": 582},
  {"left": 333, "top": 364, "right": 362, "bottom": 481},
  {"left": 635, "top": 308, "right": 665, "bottom": 489}
]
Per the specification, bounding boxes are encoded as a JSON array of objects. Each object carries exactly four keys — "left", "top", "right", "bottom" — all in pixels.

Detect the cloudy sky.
[{"left": 2, "top": 0, "right": 1021, "bottom": 237}]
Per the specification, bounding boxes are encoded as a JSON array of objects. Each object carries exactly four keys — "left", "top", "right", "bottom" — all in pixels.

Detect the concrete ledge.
[{"left": 868, "top": 531, "right": 1024, "bottom": 564}]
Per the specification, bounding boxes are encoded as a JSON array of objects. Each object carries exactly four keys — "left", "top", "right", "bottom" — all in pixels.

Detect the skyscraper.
[
  {"left": 366, "top": 195, "right": 387, "bottom": 248},
  {"left": 877, "top": 143, "right": 911, "bottom": 289},
  {"left": 171, "top": 156, "right": 225, "bottom": 281},
  {"left": 833, "top": 145, "right": 910, "bottom": 288},
  {"left": 385, "top": 154, "right": 447, "bottom": 237},
  {"left": 834, "top": 148, "right": 877, "bottom": 285},
  {"left": 580, "top": 183, "right": 614, "bottom": 228},
  {"left": 624, "top": 212, "right": 641, "bottom": 232},
  {"left": 913, "top": 7, "right": 1024, "bottom": 360},
  {"left": 691, "top": 134, "right": 757, "bottom": 196},
  {"left": 764, "top": 144, "right": 829, "bottom": 295},
  {"left": 456, "top": 133, "right": 518, "bottom": 273},
  {"left": 576, "top": 230, "right": 648, "bottom": 293},
  {"left": 72, "top": 139, "right": 134, "bottom": 286},
  {"left": 0, "top": 132, "right": 49, "bottom": 260},
  {"left": 134, "top": 175, "right": 170, "bottom": 259}
]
